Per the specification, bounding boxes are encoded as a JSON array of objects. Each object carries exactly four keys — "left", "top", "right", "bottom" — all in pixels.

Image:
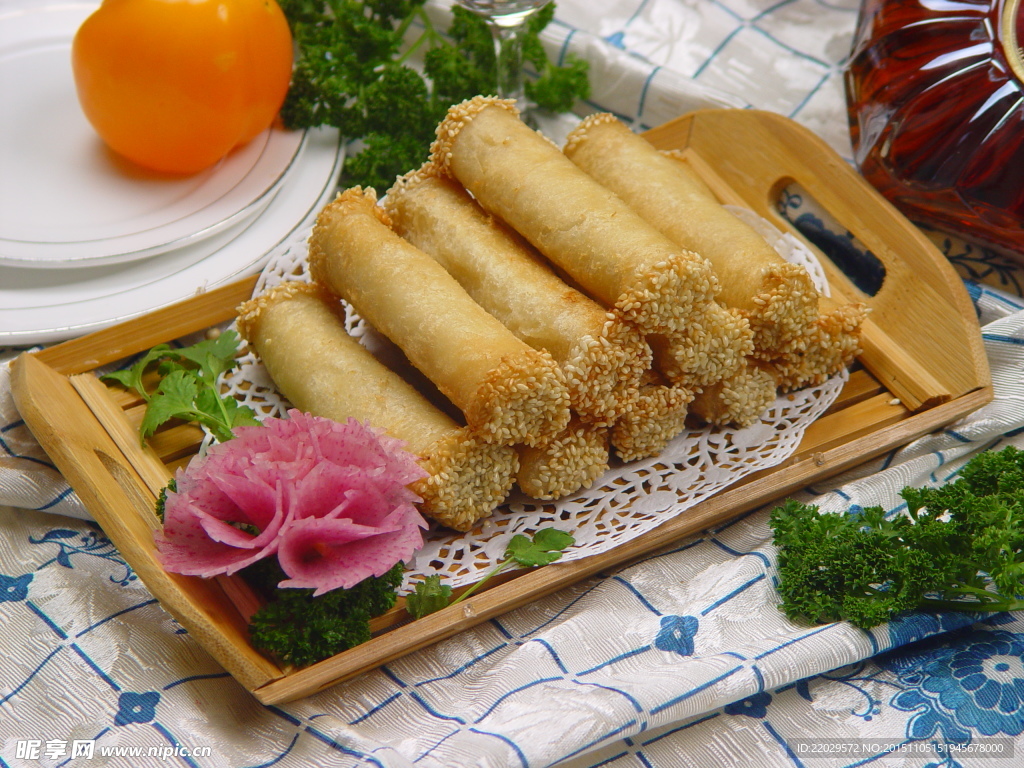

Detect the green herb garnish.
[
  {"left": 406, "top": 527, "right": 574, "bottom": 619},
  {"left": 247, "top": 561, "right": 405, "bottom": 667},
  {"left": 770, "top": 445, "right": 1024, "bottom": 629},
  {"left": 405, "top": 573, "right": 452, "bottom": 619},
  {"left": 276, "top": 0, "right": 590, "bottom": 191},
  {"left": 154, "top": 478, "right": 176, "bottom": 522},
  {"left": 102, "top": 330, "right": 259, "bottom": 444}
]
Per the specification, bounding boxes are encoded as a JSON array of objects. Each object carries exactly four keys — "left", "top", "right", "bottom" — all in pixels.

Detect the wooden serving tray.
[{"left": 11, "top": 109, "right": 991, "bottom": 705}]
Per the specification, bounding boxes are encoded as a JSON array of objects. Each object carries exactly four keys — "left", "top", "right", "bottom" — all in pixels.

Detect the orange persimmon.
[{"left": 71, "top": 0, "right": 294, "bottom": 175}]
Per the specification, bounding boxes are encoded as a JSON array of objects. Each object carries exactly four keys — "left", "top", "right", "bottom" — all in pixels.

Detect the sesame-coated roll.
[
  {"left": 385, "top": 167, "right": 650, "bottom": 426},
  {"left": 768, "top": 298, "right": 866, "bottom": 391},
  {"left": 308, "top": 187, "right": 571, "bottom": 447},
  {"left": 647, "top": 304, "right": 752, "bottom": 389},
  {"left": 515, "top": 418, "right": 611, "bottom": 501},
  {"left": 563, "top": 112, "right": 865, "bottom": 389},
  {"left": 429, "top": 96, "right": 728, "bottom": 339},
  {"left": 235, "top": 282, "right": 518, "bottom": 531},
  {"left": 689, "top": 361, "right": 778, "bottom": 428},
  {"left": 610, "top": 370, "right": 695, "bottom": 463}
]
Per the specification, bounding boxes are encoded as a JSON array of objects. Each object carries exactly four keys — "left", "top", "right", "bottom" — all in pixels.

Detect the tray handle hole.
[{"left": 777, "top": 182, "right": 886, "bottom": 297}]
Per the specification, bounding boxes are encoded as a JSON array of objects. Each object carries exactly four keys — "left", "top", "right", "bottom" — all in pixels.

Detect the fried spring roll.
[
  {"left": 768, "top": 299, "right": 866, "bottom": 390},
  {"left": 308, "top": 187, "right": 571, "bottom": 447},
  {"left": 236, "top": 282, "right": 518, "bottom": 531},
  {"left": 563, "top": 112, "right": 865, "bottom": 388},
  {"left": 515, "top": 419, "right": 611, "bottom": 500},
  {"left": 689, "top": 362, "right": 778, "bottom": 428},
  {"left": 384, "top": 167, "right": 650, "bottom": 425},
  {"left": 429, "top": 97, "right": 734, "bottom": 347},
  {"left": 610, "top": 370, "right": 695, "bottom": 463},
  {"left": 647, "top": 306, "right": 752, "bottom": 389}
]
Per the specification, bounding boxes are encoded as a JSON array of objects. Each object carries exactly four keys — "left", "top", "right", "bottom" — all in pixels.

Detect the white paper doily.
[{"left": 221, "top": 208, "right": 846, "bottom": 592}]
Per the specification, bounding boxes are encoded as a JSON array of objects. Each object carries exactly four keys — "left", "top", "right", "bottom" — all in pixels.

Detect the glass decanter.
[{"left": 845, "top": 0, "right": 1024, "bottom": 257}]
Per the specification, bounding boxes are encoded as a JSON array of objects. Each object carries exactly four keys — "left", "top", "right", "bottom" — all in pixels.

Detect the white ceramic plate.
[
  {"left": 0, "top": 1, "right": 305, "bottom": 269},
  {"left": 0, "top": 127, "right": 344, "bottom": 345}
]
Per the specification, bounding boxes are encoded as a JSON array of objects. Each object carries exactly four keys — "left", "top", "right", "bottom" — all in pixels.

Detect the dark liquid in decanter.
[{"left": 845, "top": 0, "right": 1024, "bottom": 257}]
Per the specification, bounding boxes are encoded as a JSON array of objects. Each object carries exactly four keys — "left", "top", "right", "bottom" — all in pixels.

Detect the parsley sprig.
[
  {"left": 102, "top": 330, "right": 259, "bottom": 444},
  {"left": 770, "top": 445, "right": 1024, "bottom": 629},
  {"left": 246, "top": 560, "right": 406, "bottom": 667},
  {"left": 406, "top": 527, "right": 575, "bottom": 619},
  {"left": 276, "top": 0, "right": 590, "bottom": 191}
]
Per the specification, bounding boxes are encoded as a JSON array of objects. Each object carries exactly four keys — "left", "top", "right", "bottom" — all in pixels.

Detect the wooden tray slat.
[
  {"left": 146, "top": 424, "right": 207, "bottom": 464},
  {"left": 798, "top": 393, "right": 909, "bottom": 455},
  {"left": 72, "top": 373, "right": 172, "bottom": 497},
  {"left": 823, "top": 368, "right": 887, "bottom": 413},
  {"left": 32, "top": 277, "right": 259, "bottom": 376}
]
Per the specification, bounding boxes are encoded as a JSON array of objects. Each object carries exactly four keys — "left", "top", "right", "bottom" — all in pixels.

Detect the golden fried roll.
[
  {"left": 769, "top": 298, "right": 866, "bottom": 391},
  {"left": 610, "top": 370, "right": 695, "bottom": 463},
  {"left": 385, "top": 167, "right": 650, "bottom": 425},
  {"left": 236, "top": 282, "right": 518, "bottom": 531},
  {"left": 689, "top": 361, "right": 778, "bottom": 428},
  {"left": 515, "top": 419, "right": 610, "bottom": 500},
  {"left": 648, "top": 305, "right": 752, "bottom": 389},
  {"left": 430, "top": 96, "right": 728, "bottom": 340},
  {"left": 308, "top": 187, "right": 571, "bottom": 447},
  {"left": 563, "top": 112, "right": 818, "bottom": 339},
  {"left": 563, "top": 112, "right": 865, "bottom": 387}
]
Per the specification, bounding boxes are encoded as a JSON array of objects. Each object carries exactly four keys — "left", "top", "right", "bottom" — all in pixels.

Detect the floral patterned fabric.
[{"left": 4, "top": 0, "right": 1024, "bottom": 766}]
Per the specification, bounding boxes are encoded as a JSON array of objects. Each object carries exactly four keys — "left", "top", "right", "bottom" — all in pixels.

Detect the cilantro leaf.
[
  {"left": 226, "top": 397, "right": 262, "bottom": 430},
  {"left": 139, "top": 370, "right": 199, "bottom": 440},
  {"left": 406, "top": 527, "right": 575, "bottom": 618},
  {"left": 193, "top": 387, "right": 260, "bottom": 443},
  {"left": 102, "top": 330, "right": 257, "bottom": 444},
  {"left": 172, "top": 332, "right": 248, "bottom": 383},
  {"left": 102, "top": 344, "right": 175, "bottom": 401},
  {"left": 406, "top": 574, "right": 453, "bottom": 619},
  {"left": 506, "top": 527, "right": 575, "bottom": 566}
]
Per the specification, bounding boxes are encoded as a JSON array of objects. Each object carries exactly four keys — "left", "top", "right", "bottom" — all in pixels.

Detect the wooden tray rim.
[{"left": 10, "top": 109, "right": 995, "bottom": 703}]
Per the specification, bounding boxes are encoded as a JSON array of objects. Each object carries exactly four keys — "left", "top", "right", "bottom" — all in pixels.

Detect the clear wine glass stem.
[
  {"left": 491, "top": 17, "right": 530, "bottom": 103},
  {"left": 458, "top": 1, "right": 551, "bottom": 105}
]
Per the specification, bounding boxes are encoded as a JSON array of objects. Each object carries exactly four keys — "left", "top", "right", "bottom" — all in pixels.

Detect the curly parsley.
[
  {"left": 246, "top": 559, "right": 406, "bottom": 667},
  {"left": 770, "top": 445, "right": 1024, "bottom": 629},
  {"left": 276, "top": 0, "right": 590, "bottom": 190}
]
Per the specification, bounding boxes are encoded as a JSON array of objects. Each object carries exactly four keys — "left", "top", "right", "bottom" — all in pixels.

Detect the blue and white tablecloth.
[{"left": 4, "top": 1, "right": 1024, "bottom": 766}]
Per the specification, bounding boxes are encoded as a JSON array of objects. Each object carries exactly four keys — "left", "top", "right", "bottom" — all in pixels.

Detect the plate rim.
[{"left": 0, "top": 127, "right": 344, "bottom": 345}]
